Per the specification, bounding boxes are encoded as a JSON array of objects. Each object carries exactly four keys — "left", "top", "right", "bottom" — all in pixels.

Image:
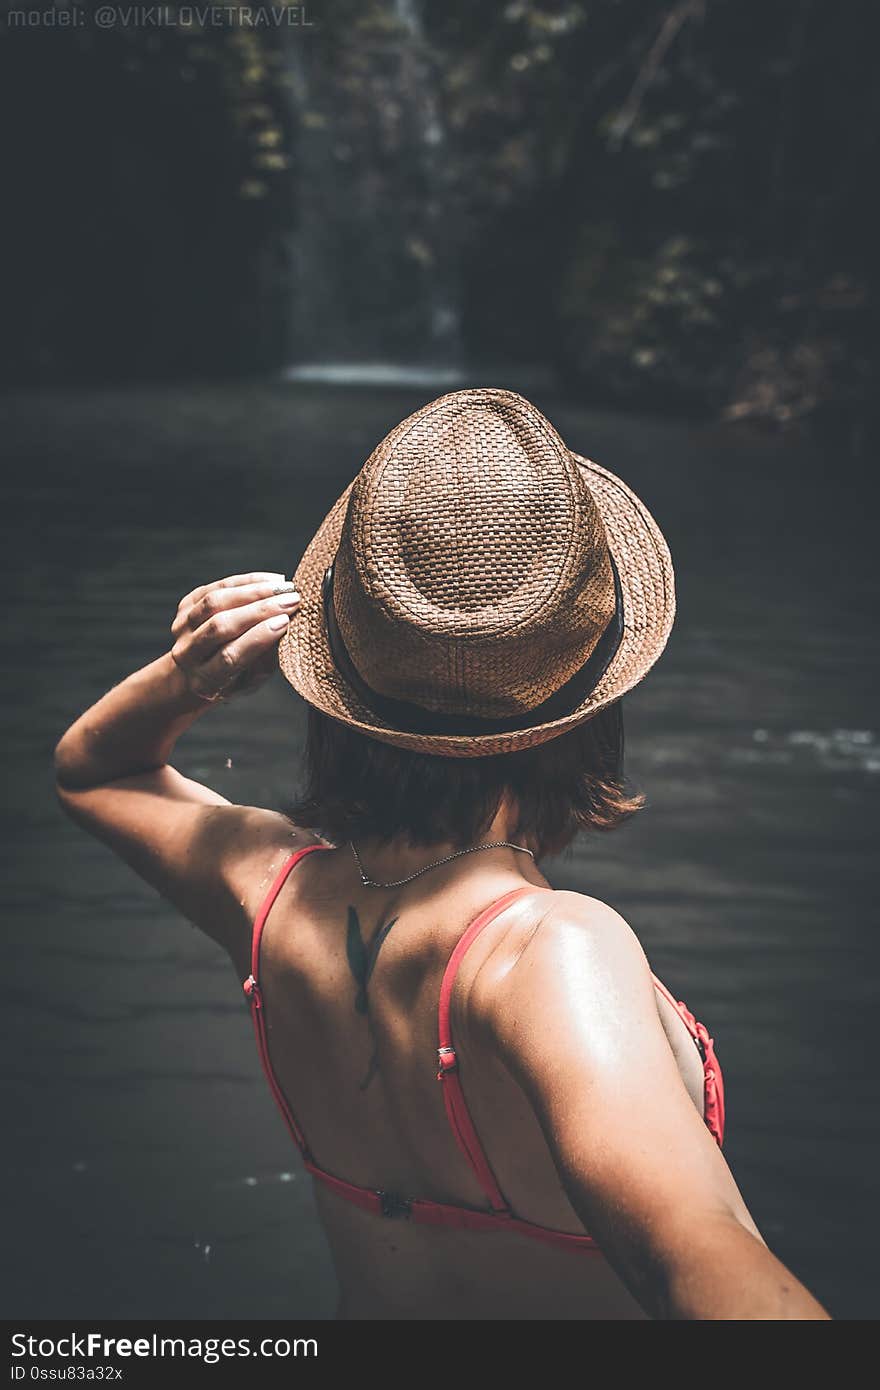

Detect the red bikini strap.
[
  {"left": 437, "top": 885, "right": 547, "bottom": 1215},
  {"left": 243, "top": 842, "right": 332, "bottom": 1160},
  {"left": 249, "top": 843, "right": 331, "bottom": 983}
]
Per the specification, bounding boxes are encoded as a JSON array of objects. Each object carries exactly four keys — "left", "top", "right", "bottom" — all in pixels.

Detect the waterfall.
[{"left": 282, "top": 1, "right": 464, "bottom": 383}]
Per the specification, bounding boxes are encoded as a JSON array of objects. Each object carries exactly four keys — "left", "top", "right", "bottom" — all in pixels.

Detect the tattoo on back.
[{"left": 345, "top": 906, "right": 398, "bottom": 1088}]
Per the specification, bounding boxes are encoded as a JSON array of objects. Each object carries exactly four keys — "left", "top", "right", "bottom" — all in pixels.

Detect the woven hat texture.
[{"left": 278, "top": 388, "right": 674, "bottom": 756}]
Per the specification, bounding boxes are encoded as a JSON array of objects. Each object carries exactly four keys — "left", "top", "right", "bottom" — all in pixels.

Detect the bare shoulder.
[
  {"left": 218, "top": 807, "right": 326, "bottom": 917},
  {"left": 219, "top": 804, "right": 323, "bottom": 852},
  {"left": 520, "top": 888, "right": 645, "bottom": 954},
  {"left": 469, "top": 887, "right": 656, "bottom": 1078},
  {"left": 475, "top": 887, "right": 648, "bottom": 1000}
]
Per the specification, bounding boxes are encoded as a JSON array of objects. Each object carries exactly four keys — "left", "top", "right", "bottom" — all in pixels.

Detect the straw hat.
[{"left": 278, "top": 388, "right": 674, "bottom": 757}]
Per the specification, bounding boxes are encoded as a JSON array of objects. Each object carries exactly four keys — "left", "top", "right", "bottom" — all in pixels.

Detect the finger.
[
  {"left": 174, "top": 593, "right": 301, "bottom": 664},
  {"left": 189, "top": 613, "right": 292, "bottom": 694},
  {"left": 173, "top": 577, "right": 299, "bottom": 637},
  {"left": 176, "top": 571, "right": 288, "bottom": 614}
]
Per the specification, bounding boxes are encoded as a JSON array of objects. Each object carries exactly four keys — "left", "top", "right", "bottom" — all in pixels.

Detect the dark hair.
[{"left": 285, "top": 702, "right": 643, "bottom": 860}]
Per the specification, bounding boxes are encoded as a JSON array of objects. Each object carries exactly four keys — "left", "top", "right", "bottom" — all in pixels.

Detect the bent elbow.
[
  {"left": 53, "top": 733, "right": 77, "bottom": 793},
  {"left": 53, "top": 729, "right": 92, "bottom": 798}
]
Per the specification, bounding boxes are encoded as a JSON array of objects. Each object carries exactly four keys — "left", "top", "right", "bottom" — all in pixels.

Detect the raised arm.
[
  {"left": 53, "top": 572, "right": 308, "bottom": 952},
  {"left": 479, "top": 891, "right": 829, "bottom": 1320}
]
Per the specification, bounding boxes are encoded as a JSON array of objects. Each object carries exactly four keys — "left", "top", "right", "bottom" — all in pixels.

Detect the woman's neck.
[{"left": 348, "top": 799, "right": 533, "bottom": 887}]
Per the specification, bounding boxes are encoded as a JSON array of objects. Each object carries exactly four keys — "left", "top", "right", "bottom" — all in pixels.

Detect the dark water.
[{"left": 1, "top": 382, "right": 877, "bottom": 1320}]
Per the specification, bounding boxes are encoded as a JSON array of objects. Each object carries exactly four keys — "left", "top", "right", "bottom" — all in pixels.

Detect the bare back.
[{"left": 228, "top": 836, "right": 709, "bottom": 1321}]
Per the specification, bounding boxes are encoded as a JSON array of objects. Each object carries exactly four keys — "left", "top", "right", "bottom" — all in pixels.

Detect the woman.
[{"left": 54, "top": 388, "right": 828, "bottom": 1320}]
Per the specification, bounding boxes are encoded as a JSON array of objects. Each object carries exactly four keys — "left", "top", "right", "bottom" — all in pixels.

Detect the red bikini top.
[{"left": 242, "top": 844, "right": 725, "bottom": 1252}]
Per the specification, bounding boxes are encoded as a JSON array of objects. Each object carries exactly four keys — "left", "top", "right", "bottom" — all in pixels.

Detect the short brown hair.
[{"left": 285, "top": 702, "right": 643, "bottom": 860}]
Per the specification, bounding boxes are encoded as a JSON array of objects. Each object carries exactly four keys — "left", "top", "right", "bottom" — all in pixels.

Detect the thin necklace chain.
[{"left": 349, "top": 838, "right": 535, "bottom": 889}]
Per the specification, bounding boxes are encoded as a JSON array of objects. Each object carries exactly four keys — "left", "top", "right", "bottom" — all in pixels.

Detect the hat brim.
[{"left": 277, "top": 452, "right": 675, "bottom": 756}]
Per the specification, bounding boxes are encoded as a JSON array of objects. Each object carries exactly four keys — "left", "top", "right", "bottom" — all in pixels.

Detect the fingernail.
[
  {"left": 275, "top": 591, "right": 302, "bottom": 608},
  {"left": 267, "top": 614, "right": 290, "bottom": 631}
]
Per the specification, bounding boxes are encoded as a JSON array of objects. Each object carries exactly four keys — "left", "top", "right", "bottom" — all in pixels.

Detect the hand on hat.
[{"left": 170, "top": 572, "right": 302, "bottom": 703}]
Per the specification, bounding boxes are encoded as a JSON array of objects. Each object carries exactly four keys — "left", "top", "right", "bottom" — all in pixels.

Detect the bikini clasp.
[{"left": 377, "top": 1190, "right": 412, "bottom": 1219}]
